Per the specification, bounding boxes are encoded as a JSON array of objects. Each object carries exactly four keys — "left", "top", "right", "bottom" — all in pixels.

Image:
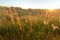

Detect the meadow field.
[{"left": 0, "top": 6, "right": 60, "bottom": 40}]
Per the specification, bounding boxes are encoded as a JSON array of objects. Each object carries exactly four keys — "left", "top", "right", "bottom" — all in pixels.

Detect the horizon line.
[{"left": 0, "top": 5, "right": 60, "bottom": 9}]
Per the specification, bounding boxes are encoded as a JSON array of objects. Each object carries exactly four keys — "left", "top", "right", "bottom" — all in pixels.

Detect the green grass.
[{"left": 0, "top": 20, "right": 60, "bottom": 40}]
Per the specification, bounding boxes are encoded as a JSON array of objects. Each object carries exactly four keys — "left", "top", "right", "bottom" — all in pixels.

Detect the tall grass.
[{"left": 0, "top": 7, "right": 60, "bottom": 40}]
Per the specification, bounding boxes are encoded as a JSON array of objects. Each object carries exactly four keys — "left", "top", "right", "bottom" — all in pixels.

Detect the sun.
[
  {"left": 46, "top": 8, "right": 55, "bottom": 13},
  {"left": 45, "top": 8, "right": 55, "bottom": 13},
  {"left": 47, "top": 8, "right": 55, "bottom": 11}
]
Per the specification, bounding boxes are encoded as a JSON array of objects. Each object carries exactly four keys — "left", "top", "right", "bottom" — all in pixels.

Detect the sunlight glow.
[
  {"left": 49, "top": 9, "right": 54, "bottom": 11},
  {"left": 47, "top": 8, "right": 55, "bottom": 12}
]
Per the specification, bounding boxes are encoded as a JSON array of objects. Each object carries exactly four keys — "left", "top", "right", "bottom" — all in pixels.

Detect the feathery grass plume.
[
  {"left": 12, "top": 7, "right": 22, "bottom": 30},
  {"left": 43, "top": 20, "right": 47, "bottom": 25},
  {"left": 43, "top": 20, "right": 49, "bottom": 25},
  {"left": 24, "top": 15, "right": 28, "bottom": 23},
  {"left": 3, "top": 7, "right": 14, "bottom": 24},
  {"left": 2, "top": 7, "right": 9, "bottom": 26},
  {"left": 8, "top": 7, "right": 15, "bottom": 24},
  {"left": 29, "top": 12, "right": 32, "bottom": 33},
  {"left": 45, "top": 9, "right": 48, "bottom": 18},
  {"left": 43, "top": 10, "right": 49, "bottom": 25},
  {"left": 51, "top": 24, "right": 59, "bottom": 31}
]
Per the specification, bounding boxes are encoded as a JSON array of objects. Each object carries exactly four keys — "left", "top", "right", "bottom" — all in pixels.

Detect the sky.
[{"left": 0, "top": 0, "right": 60, "bottom": 9}]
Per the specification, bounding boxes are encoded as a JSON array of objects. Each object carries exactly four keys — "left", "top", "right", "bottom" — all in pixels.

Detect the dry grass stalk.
[
  {"left": 12, "top": 7, "right": 22, "bottom": 30},
  {"left": 29, "top": 12, "right": 32, "bottom": 33}
]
